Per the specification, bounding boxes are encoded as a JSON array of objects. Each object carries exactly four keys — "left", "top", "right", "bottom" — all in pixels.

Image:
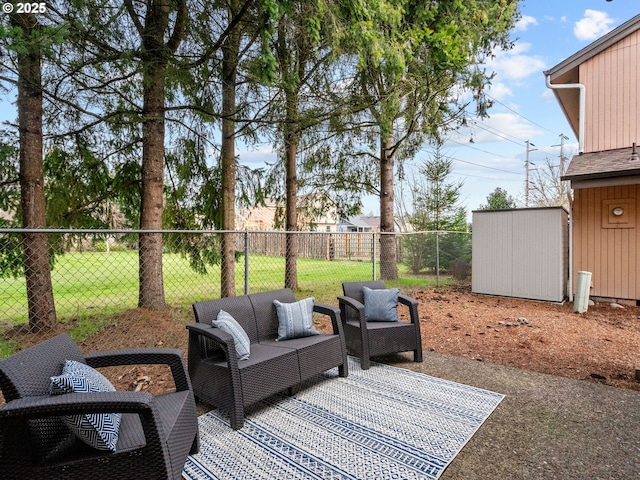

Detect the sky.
[{"left": 1, "top": 1, "right": 639, "bottom": 220}]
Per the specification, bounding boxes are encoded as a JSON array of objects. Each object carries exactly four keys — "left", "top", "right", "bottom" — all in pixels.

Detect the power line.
[
  {"left": 413, "top": 149, "right": 524, "bottom": 176},
  {"left": 450, "top": 156, "right": 524, "bottom": 176},
  {"left": 447, "top": 138, "right": 514, "bottom": 159},
  {"left": 486, "top": 94, "right": 561, "bottom": 136},
  {"left": 468, "top": 119, "right": 525, "bottom": 146}
]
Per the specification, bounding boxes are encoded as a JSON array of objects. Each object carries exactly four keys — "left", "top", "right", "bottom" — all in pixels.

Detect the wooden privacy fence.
[{"left": 242, "top": 232, "right": 383, "bottom": 260}]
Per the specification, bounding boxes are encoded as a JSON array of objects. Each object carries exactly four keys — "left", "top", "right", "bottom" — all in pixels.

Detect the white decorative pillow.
[
  {"left": 213, "top": 310, "right": 251, "bottom": 360},
  {"left": 49, "top": 360, "right": 121, "bottom": 451},
  {"left": 273, "top": 297, "right": 320, "bottom": 341},
  {"left": 363, "top": 286, "right": 400, "bottom": 322}
]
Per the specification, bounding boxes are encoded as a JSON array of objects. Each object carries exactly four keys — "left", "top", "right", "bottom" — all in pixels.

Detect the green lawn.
[{"left": 0, "top": 250, "right": 445, "bottom": 325}]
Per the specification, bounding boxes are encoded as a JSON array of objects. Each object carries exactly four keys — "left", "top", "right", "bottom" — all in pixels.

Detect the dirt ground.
[{"left": 74, "top": 284, "right": 640, "bottom": 394}]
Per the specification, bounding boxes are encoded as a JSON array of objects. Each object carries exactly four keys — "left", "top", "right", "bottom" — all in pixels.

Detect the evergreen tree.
[
  {"left": 479, "top": 187, "right": 517, "bottom": 210},
  {"left": 405, "top": 149, "right": 469, "bottom": 274}
]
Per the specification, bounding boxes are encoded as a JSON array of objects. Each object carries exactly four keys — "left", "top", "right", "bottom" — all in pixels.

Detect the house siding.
[
  {"left": 573, "top": 185, "right": 640, "bottom": 300},
  {"left": 581, "top": 29, "right": 640, "bottom": 153}
]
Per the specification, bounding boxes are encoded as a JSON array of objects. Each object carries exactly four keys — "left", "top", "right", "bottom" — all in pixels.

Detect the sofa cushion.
[
  {"left": 213, "top": 310, "right": 251, "bottom": 360},
  {"left": 50, "top": 360, "right": 122, "bottom": 451},
  {"left": 363, "top": 286, "right": 400, "bottom": 322},
  {"left": 273, "top": 297, "right": 320, "bottom": 341}
]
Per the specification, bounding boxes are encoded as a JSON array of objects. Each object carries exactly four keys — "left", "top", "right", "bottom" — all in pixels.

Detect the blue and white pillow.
[
  {"left": 213, "top": 310, "right": 251, "bottom": 360},
  {"left": 363, "top": 286, "right": 400, "bottom": 322},
  {"left": 273, "top": 297, "right": 320, "bottom": 341},
  {"left": 50, "top": 360, "right": 121, "bottom": 451}
]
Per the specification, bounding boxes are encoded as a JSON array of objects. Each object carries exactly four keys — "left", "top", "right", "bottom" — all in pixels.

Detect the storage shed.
[{"left": 472, "top": 207, "right": 569, "bottom": 302}]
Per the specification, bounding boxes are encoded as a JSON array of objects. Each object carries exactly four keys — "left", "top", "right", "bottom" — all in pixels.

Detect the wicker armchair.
[
  {"left": 0, "top": 333, "right": 199, "bottom": 480},
  {"left": 338, "top": 280, "right": 423, "bottom": 370}
]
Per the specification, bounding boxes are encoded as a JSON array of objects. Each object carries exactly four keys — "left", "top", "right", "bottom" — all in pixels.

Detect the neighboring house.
[
  {"left": 337, "top": 215, "right": 381, "bottom": 232},
  {"left": 237, "top": 194, "right": 340, "bottom": 231},
  {"left": 545, "top": 13, "right": 640, "bottom": 303},
  {"left": 337, "top": 215, "right": 406, "bottom": 233}
]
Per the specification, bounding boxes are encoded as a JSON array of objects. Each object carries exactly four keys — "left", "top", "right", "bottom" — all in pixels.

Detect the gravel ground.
[{"left": 382, "top": 351, "right": 640, "bottom": 480}]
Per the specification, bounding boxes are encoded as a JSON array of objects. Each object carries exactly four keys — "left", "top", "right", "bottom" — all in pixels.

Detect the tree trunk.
[
  {"left": 284, "top": 121, "right": 298, "bottom": 290},
  {"left": 220, "top": 8, "right": 241, "bottom": 298},
  {"left": 13, "top": 12, "right": 57, "bottom": 331},
  {"left": 379, "top": 131, "right": 398, "bottom": 280},
  {"left": 138, "top": 60, "right": 167, "bottom": 309}
]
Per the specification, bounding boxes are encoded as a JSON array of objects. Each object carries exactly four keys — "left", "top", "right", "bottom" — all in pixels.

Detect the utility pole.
[
  {"left": 553, "top": 134, "right": 569, "bottom": 175},
  {"left": 525, "top": 140, "right": 537, "bottom": 207},
  {"left": 552, "top": 133, "right": 571, "bottom": 207}
]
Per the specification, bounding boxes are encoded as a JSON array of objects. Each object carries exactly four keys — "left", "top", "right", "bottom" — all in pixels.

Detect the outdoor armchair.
[
  {"left": 0, "top": 333, "right": 199, "bottom": 480},
  {"left": 338, "top": 280, "right": 423, "bottom": 370}
]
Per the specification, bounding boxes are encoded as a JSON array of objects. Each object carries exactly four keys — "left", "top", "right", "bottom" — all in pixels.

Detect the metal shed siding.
[{"left": 472, "top": 208, "right": 569, "bottom": 302}]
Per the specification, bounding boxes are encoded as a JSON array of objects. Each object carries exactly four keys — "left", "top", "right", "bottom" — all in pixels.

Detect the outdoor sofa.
[
  {"left": 187, "top": 288, "right": 348, "bottom": 430},
  {"left": 0, "top": 333, "right": 199, "bottom": 480}
]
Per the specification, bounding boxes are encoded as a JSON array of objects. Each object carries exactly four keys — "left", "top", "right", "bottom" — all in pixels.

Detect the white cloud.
[
  {"left": 487, "top": 42, "right": 547, "bottom": 81},
  {"left": 487, "top": 82, "right": 513, "bottom": 101},
  {"left": 515, "top": 15, "right": 538, "bottom": 32},
  {"left": 574, "top": 10, "right": 615, "bottom": 41},
  {"left": 490, "top": 54, "right": 547, "bottom": 81},
  {"left": 542, "top": 89, "right": 556, "bottom": 103}
]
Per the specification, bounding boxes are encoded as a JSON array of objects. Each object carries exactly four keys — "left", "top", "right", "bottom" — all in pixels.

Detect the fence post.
[
  {"left": 244, "top": 231, "right": 249, "bottom": 295},
  {"left": 372, "top": 233, "right": 377, "bottom": 281},
  {"left": 436, "top": 231, "right": 440, "bottom": 287}
]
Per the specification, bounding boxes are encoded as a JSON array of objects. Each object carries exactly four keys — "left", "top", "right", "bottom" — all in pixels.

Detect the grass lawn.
[{"left": 0, "top": 250, "right": 447, "bottom": 354}]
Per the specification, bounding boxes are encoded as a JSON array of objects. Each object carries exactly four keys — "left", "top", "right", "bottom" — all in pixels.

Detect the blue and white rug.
[{"left": 183, "top": 357, "right": 504, "bottom": 480}]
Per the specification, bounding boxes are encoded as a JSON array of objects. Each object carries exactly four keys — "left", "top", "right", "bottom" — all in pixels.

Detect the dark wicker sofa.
[{"left": 187, "top": 288, "right": 348, "bottom": 430}]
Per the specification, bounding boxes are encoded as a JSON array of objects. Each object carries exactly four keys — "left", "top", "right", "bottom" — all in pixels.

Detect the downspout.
[
  {"left": 545, "top": 75, "right": 585, "bottom": 301},
  {"left": 545, "top": 75, "right": 585, "bottom": 154}
]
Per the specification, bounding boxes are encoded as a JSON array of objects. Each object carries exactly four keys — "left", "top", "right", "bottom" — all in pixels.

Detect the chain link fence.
[{"left": 0, "top": 229, "right": 471, "bottom": 356}]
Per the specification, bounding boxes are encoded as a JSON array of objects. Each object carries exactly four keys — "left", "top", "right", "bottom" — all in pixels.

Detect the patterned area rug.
[{"left": 183, "top": 357, "right": 504, "bottom": 480}]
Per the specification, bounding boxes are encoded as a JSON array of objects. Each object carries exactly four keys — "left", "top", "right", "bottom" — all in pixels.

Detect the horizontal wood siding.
[
  {"left": 573, "top": 185, "right": 640, "bottom": 300},
  {"left": 581, "top": 29, "right": 640, "bottom": 153}
]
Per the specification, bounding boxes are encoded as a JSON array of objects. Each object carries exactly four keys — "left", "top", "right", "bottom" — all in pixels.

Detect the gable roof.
[{"left": 544, "top": 14, "right": 640, "bottom": 140}]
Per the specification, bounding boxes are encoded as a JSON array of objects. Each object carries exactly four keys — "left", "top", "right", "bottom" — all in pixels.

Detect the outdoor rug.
[{"left": 183, "top": 357, "right": 504, "bottom": 480}]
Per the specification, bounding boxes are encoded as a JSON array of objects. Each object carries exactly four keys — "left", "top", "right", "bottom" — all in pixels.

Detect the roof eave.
[{"left": 544, "top": 13, "right": 640, "bottom": 81}]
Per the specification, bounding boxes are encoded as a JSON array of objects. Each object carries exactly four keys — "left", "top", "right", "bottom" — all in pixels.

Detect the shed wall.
[{"left": 472, "top": 208, "right": 568, "bottom": 302}]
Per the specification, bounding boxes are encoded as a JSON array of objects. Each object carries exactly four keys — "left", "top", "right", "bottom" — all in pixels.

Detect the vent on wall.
[{"left": 601, "top": 199, "right": 636, "bottom": 229}]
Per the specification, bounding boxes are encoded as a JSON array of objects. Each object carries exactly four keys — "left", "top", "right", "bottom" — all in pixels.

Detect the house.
[
  {"left": 545, "top": 14, "right": 640, "bottom": 303},
  {"left": 236, "top": 194, "right": 340, "bottom": 231},
  {"left": 337, "top": 215, "right": 381, "bottom": 232},
  {"left": 337, "top": 215, "right": 406, "bottom": 233}
]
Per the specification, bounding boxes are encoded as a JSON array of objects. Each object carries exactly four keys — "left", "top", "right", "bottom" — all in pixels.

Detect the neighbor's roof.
[
  {"left": 561, "top": 147, "right": 640, "bottom": 181},
  {"left": 340, "top": 215, "right": 380, "bottom": 228}
]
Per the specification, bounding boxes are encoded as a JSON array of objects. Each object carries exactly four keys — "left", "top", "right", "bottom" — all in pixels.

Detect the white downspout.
[
  {"left": 545, "top": 75, "right": 585, "bottom": 300},
  {"left": 545, "top": 75, "right": 585, "bottom": 154}
]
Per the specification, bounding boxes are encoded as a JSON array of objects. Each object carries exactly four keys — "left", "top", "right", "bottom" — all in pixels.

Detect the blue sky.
[{"left": 1, "top": 1, "right": 638, "bottom": 219}]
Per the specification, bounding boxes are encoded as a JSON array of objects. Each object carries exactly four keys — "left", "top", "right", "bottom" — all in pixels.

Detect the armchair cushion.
[
  {"left": 49, "top": 360, "right": 121, "bottom": 451},
  {"left": 213, "top": 310, "right": 251, "bottom": 360},
  {"left": 274, "top": 297, "right": 320, "bottom": 340},
  {"left": 363, "top": 286, "right": 400, "bottom": 322}
]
